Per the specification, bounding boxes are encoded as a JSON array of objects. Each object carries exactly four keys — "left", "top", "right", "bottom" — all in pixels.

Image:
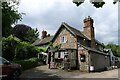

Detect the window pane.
[
  {"left": 61, "top": 36, "right": 66, "bottom": 43},
  {"left": 62, "top": 37, "right": 64, "bottom": 42},
  {"left": 55, "top": 52, "right": 58, "bottom": 58},
  {"left": 61, "top": 52, "right": 64, "bottom": 58}
]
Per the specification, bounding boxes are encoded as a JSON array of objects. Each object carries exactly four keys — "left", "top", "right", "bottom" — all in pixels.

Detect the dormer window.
[{"left": 61, "top": 36, "right": 66, "bottom": 43}]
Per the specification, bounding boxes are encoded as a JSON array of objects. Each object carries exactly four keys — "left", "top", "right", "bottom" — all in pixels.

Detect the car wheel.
[{"left": 12, "top": 70, "right": 20, "bottom": 80}]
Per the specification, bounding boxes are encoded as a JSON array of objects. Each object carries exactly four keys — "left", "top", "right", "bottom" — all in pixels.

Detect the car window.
[{"left": 0, "top": 57, "right": 10, "bottom": 64}]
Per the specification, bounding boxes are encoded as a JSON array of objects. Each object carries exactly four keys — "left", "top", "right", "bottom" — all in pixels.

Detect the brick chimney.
[
  {"left": 41, "top": 30, "right": 47, "bottom": 39},
  {"left": 83, "top": 16, "right": 95, "bottom": 40},
  {"left": 83, "top": 16, "right": 95, "bottom": 48}
]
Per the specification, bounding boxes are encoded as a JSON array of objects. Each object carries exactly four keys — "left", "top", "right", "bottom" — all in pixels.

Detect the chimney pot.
[{"left": 41, "top": 30, "right": 47, "bottom": 39}]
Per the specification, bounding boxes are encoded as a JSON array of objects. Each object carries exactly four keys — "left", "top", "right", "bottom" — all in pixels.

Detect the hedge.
[
  {"left": 2, "top": 36, "right": 46, "bottom": 61},
  {"left": 13, "top": 58, "right": 38, "bottom": 70}
]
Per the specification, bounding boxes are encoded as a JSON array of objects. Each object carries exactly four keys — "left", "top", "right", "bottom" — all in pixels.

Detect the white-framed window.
[
  {"left": 55, "top": 52, "right": 58, "bottom": 58},
  {"left": 61, "top": 52, "right": 64, "bottom": 58},
  {"left": 55, "top": 52, "right": 64, "bottom": 58},
  {"left": 61, "top": 36, "right": 66, "bottom": 43}
]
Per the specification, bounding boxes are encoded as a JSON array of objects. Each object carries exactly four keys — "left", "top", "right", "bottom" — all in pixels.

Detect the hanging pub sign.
[
  {"left": 73, "top": 0, "right": 85, "bottom": 6},
  {"left": 90, "top": 0, "right": 105, "bottom": 8},
  {"left": 72, "top": 0, "right": 106, "bottom": 8}
]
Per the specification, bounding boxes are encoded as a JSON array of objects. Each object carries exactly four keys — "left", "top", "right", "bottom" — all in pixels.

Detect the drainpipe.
[{"left": 88, "top": 50, "right": 90, "bottom": 72}]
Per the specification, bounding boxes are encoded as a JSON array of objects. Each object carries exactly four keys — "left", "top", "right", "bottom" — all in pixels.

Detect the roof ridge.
[
  {"left": 63, "top": 22, "right": 80, "bottom": 32},
  {"left": 63, "top": 22, "right": 89, "bottom": 40}
]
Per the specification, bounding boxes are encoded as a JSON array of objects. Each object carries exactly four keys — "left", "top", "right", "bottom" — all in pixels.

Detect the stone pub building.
[{"left": 48, "top": 16, "right": 110, "bottom": 72}]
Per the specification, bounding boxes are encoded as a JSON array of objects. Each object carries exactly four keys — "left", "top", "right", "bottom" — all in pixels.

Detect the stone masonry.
[{"left": 53, "top": 27, "right": 77, "bottom": 49}]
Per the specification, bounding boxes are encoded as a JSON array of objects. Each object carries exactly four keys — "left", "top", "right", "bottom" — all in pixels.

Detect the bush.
[
  {"left": 2, "top": 36, "right": 42, "bottom": 60},
  {"left": 13, "top": 58, "right": 38, "bottom": 70},
  {"left": 2, "top": 36, "right": 19, "bottom": 61},
  {"left": 15, "top": 42, "right": 38, "bottom": 60}
]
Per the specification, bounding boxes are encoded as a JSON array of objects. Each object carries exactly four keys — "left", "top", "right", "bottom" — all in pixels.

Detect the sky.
[{"left": 17, "top": 0, "right": 118, "bottom": 45}]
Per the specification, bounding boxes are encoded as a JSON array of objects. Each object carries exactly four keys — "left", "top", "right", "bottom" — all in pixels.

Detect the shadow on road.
[{"left": 19, "top": 66, "right": 63, "bottom": 80}]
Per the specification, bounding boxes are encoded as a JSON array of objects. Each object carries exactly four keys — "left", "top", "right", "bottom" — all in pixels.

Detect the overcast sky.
[{"left": 17, "top": 0, "right": 118, "bottom": 45}]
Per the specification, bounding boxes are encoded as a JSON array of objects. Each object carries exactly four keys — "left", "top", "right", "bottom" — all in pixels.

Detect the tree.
[
  {"left": 73, "top": 0, "right": 119, "bottom": 8},
  {"left": 12, "top": 24, "right": 31, "bottom": 40},
  {"left": 12, "top": 24, "right": 39, "bottom": 43},
  {"left": 23, "top": 28, "right": 39, "bottom": 43},
  {"left": 105, "top": 43, "right": 120, "bottom": 57},
  {"left": 2, "top": 0, "right": 22, "bottom": 37}
]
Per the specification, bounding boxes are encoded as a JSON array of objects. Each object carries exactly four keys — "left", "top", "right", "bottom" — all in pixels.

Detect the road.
[
  {"left": 20, "top": 65, "right": 119, "bottom": 79},
  {"left": 73, "top": 69, "right": 118, "bottom": 78}
]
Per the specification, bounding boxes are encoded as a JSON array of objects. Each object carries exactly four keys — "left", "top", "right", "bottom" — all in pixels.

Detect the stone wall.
[
  {"left": 53, "top": 27, "right": 77, "bottom": 49},
  {"left": 78, "top": 46, "right": 89, "bottom": 72}
]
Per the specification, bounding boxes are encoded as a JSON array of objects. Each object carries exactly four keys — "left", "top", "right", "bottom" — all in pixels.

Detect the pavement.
[{"left": 20, "top": 65, "right": 119, "bottom": 79}]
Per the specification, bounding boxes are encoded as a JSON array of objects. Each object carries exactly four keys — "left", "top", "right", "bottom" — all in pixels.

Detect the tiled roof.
[
  {"left": 52, "top": 22, "right": 104, "bottom": 45},
  {"left": 94, "top": 39, "right": 104, "bottom": 46},
  {"left": 62, "top": 22, "right": 89, "bottom": 40},
  {"left": 63, "top": 22, "right": 104, "bottom": 46},
  {"left": 33, "top": 36, "right": 53, "bottom": 46},
  {"left": 80, "top": 44, "right": 108, "bottom": 55},
  {"left": 32, "top": 39, "right": 41, "bottom": 45},
  {"left": 39, "top": 36, "right": 53, "bottom": 45}
]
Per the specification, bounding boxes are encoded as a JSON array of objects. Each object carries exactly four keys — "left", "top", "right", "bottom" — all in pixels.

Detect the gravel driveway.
[{"left": 20, "top": 65, "right": 119, "bottom": 79}]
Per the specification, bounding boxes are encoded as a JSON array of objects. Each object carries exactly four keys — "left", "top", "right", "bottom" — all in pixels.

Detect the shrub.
[
  {"left": 15, "top": 42, "right": 38, "bottom": 60},
  {"left": 13, "top": 58, "right": 38, "bottom": 70},
  {"left": 2, "top": 36, "right": 43, "bottom": 60},
  {"left": 2, "top": 36, "right": 19, "bottom": 61}
]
